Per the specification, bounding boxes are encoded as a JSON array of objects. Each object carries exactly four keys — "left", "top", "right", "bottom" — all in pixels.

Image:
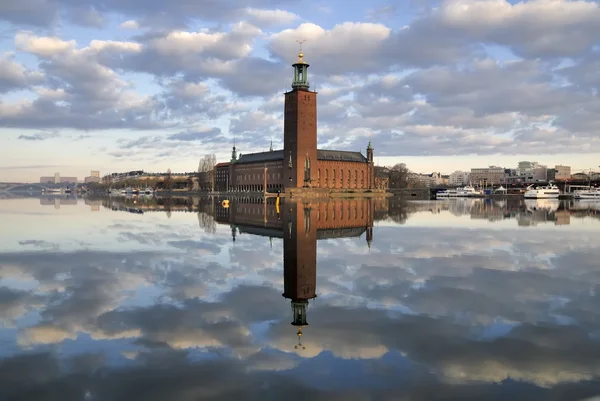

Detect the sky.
[{"left": 1, "top": 0, "right": 600, "bottom": 182}]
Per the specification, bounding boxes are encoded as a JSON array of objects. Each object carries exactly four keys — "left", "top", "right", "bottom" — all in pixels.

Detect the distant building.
[
  {"left": 85, "top": 170, "right": 101, "bottom": 183},
  {"left": 84, "top": 176, "right": 101, "bottom": 183},
  {"left": 449, "top": 171, "right": 470, "bottom": 186},
  {"left": 518, "top": 161, "right": 539, "bottom": 172},
  {"left": 470, "top": 166, "right": 505, "bottom": 186},
  {"left": 554, "top": 165, "right": 571, "bottom": 181},
  {"left": 571, "top": 172, "right": 589, "bottom": 181},
  {"left": 414, "top": 172, "right": 445, "bottom": 188},
  {"left": 40, "top": 173, "right": 77, "bottom": 184}
]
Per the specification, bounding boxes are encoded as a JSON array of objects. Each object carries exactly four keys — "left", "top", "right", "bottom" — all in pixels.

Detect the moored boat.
[
  {"left": 573, "top": 187, "right": 600, "bottom": 200},
  {"left": 524, "top": 184, "right": 561, "bottom": 199}
]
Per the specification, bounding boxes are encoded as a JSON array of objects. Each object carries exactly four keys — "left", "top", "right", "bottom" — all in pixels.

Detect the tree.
[
  {"left": 198, "top": 154, "right": 217, "bottom": 192},
  {"left": 164, "top": 168, "right": 173, "bottom": 190},
  {"left": 389, "top": 163, "right": 411, "bottom": 189}
]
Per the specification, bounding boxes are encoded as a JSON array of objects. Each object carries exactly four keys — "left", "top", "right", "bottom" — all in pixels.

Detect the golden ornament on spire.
[{"left": 296, "top": 39, "right": 307, "bottom": 64}]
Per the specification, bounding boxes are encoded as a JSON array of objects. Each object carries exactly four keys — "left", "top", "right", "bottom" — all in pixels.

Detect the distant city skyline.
[{"left": 2, "top": 152, "right": 598, "bottom": 183}]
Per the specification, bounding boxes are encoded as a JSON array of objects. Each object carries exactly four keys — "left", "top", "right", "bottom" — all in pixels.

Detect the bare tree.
[
  {"left": 164, "top": 168, "right": 173, "bottom": 190},
  {"left": 389, "top": 163, "right": 410, "bottom": 189},
  {"left": 198, "top": 154, "right": 217, "bottom": 192}
]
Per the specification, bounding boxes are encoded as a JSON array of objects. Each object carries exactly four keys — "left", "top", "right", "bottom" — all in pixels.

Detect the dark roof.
[
  {"left": 317, "top": 227, "right": 367, "bottom": 240},
  {"left": 216, "top": 162, "right": 230, "bottom": 168},
  {"left": 317, "top": 149, "right": 367, "bottom": 163},
  {"left": 237, "top": 150, "right": 283, "bottom": 164},
  {"left": 234, "top": 224, "right": 366, "bottom": 240},
  {"left": 234, "top": 148, "right": 368, "bottom": 164},
  {"left": 237, "top": 226, "right": 283, "bottom": 238}
]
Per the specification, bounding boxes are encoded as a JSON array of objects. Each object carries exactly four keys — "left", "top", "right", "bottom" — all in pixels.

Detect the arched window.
[
  {"left": 340, "top": 170, "right": 344, "bottom": 188},
  {"left": 361, "top": 170, "right": 365, "bottom": 188},
  {"left": 333, "top": 169, "right": 336, "bottom": 186},
  {"left": 348, "top": 169, "right": 351, "bottom": 187},
  {"left": 325, "top": 169, "right": 329, "bottom": 187},
  {"left": 317, "top": 169, "right": 321, "bottom": 187},
  {"left": 354, "top": 170, "right": 358, "bottom": 187},
  {"left": 304, "top": 157, "right": 311, "bottom": 183}
]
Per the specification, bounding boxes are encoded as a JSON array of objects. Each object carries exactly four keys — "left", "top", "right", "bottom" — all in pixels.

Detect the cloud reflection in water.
[{"left": 1, "top": 196, "right": 600, "bottom": 400}]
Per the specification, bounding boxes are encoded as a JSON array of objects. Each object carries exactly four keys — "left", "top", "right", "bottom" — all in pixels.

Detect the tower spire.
[
  {"left": 270, "top": 140, "right": 273, "bottom": 152},
  {"left": 231, "top": 140, "right": 237, "bottom": 163},
  {"left": 292, "top": 40, "right": 310, "bottom": 90}
]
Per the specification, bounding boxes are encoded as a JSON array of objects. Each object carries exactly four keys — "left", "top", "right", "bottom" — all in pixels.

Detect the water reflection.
[{"left": 1, "top": 196, "right": 600, "bottom": 400}]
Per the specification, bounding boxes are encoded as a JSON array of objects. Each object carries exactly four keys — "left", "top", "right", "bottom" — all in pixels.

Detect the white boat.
[
  {"left": 144, "top": 187, "right": 155, "bottom": 195},
  {"left": 573, "top": 187, "right": 600, "bottom": 200},
  {"left": 524, "top": 184, "right": 561, "bottom": 199},
  {"left": 457, "top": 185, "right": 483, "bottom": 197},
  {"left": 43, "top": 188, "right": 62, "bottom": 194},
  {"left": 437, "top": 185, "right": 482, "bottom": 199},
  {"left": 436, "top": 189, "right": 458, "bottom": 198}
]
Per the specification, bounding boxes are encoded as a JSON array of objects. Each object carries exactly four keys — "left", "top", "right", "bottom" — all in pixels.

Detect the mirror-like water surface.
[{"left": 1, "top": 195, "right": 600, "bottom": 400}]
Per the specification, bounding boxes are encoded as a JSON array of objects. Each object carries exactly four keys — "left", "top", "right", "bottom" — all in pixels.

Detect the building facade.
[
  {"left": 449, "top": 171, "right": 470, "bottom": 186},
  {"left": 217, "top": 51, "right": 375, "bottom": 193},
  {"left": 470, "top": 166, "right": 505, "bottom": 186},
  {"left": 40, "top": 173, "right": 77, "bottom": 184},
  {"left": 554, "top": 165, "right": 571, "bottom": 181}
]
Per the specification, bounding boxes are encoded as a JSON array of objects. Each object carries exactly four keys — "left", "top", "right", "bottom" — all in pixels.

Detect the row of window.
[
  {"left": 235, "top": 172, "right": 282, "bottom": 181},
  {"left": 315, "top": 168, "right": 367, "bottom": 188}
]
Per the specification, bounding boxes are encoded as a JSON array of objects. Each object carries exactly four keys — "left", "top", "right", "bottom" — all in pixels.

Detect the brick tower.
[{"left": 283, "top": 49, "right": 318, "bottom": 189}]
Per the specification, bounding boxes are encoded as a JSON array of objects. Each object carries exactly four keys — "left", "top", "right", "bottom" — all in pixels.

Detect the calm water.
[{"left": 1, "top": 195, "right": 600, "bottom": 400}]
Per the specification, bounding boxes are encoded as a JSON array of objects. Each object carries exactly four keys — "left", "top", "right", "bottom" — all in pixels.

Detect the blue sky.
[{"left": 1, "top": 0, "right": 600, "bottom": 181}]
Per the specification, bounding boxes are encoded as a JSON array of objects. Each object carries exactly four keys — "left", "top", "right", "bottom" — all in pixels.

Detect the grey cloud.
[
  {"left": 167, "top": 128, "right": 224, "bottom": 142},
  {"left": 167, "top": 240, "right": 222, "bottom": 254},
  {"left": 18, "top": 239, "right": 59, "bottom": 249},
  {"left": 0, "top": 53, "right": 43, "bottom": 93},
  {"left": 0, "top": 0, "right": 294, "bottom": 28},
  {"left": 0, "top": 164, "right": 66, "bottom": 170},
  {"left": 64, "top": 6, "right": 106, "bottom": 28},
  {"left": 0, "top": 0, "right": 57, "bottom": 26},
  {"left": 118, "top": 136, "right": 163, "bottom": 149},
  {"left": 17, "top": 131, "right": 59, "bottom": 141}
]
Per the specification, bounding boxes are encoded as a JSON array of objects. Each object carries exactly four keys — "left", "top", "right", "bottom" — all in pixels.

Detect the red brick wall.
[
  {"left": 230, "top": 161, "right": 284, "bottom": 190},
  {"left": 315, "top": 160, "right": 370, "bottom": 189},
  {"left": 283, "top": 89, "right": 317, "bottom": 189}
]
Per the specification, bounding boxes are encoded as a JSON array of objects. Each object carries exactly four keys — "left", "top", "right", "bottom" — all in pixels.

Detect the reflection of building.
[
  {"left": 40, "top": 173, "right": 78, "bottom": 184},
  {"left": 215, "top": 197, "right": 374, "bottom": 347},
  {"left": 39, "top": 196, "right": 78, "bottom": 208}
]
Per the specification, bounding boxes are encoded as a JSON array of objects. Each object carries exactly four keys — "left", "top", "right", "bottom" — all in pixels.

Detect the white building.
[
  {"left": 554, "top": 165, "right": 571, "bottom": 181},
  {"left": 415, "top": 172, "right": 445, "bottom": 187},
  {"left": 449, "top": 171, "right": 471, "bottom": 186}
]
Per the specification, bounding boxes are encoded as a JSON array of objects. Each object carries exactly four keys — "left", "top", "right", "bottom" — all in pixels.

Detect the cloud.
[
  {"left": 0, "top": 52, "right": 44, "bottom": 93},
  {"left": 167, "top": 128, "right": 224, "bottom": 142},
  {"left": 2, "top": 0, "right": 600, "bottom": 166},
  {"left": 119, "top": 19, "right": 140, "bottom": 29},
  {"left": 17, "top": 131, "right": 59, "bottom": 141},
  {"left": 243, "top": 8, "right": 298, "bottom": 26}
]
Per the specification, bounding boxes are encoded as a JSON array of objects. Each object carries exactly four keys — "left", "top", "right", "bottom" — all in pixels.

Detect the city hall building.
[{"left": 215, "top": 50, "right": 375, "bottom": 193}]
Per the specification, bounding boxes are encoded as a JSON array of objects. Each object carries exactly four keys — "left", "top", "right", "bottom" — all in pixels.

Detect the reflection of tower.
[{"left": 282, "top": 201, "right": 317, "bottom": 349}]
